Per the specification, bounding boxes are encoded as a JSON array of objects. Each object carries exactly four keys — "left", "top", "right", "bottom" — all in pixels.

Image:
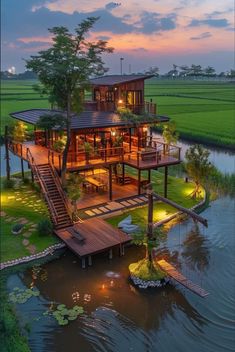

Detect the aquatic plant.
[
  {"left": 9, "top": 287, "right": 40, "bottom": 304},
  {"left": 44, "top": 304, "right": 84, "bottom": 326}
]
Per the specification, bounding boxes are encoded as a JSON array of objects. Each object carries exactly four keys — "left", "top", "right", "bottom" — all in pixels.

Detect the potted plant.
[
  {"left": 84, "top": 142, "right": 92, "bottom": 164},
  {"left": 113, "top": 136, "right": 123, "bottom": 155}
]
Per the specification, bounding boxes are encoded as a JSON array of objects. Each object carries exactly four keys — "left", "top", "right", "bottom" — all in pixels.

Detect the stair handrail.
[
  {"left": 48, "top": 161, "right": 72, "bottom": 221},
  {"left": 26, "top": 148, "right": 60, "bottom": 225}
]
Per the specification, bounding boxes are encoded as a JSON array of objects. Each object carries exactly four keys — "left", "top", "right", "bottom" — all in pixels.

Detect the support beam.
[
  {"left": 21, "top": 158, "right": 24, "bottom": 179},
  {"left": 152, "top": 192, "right": 208, "bottom": 227},
  {"left": 138, "top": 169, "right": 141, "bottom": 195},
  {"left": 119, "top": 245, "right": 125, "bottom": 256},
  {"left": 108, "top": 249, "right": 113, "bottom": 260},
  {"left": 148, "top": 169, "right": 151, "bottom": 183},
  {"left": 122, "top": 164, "right": 125, "bottom": 185},
  {"left": 4, "top": 126, "right": 10, "bottom": 180},
  {"left": 109, "top": 165, "right": 112, "bottom": 201},
  {"left": 164, "top": 166, "right": 168, "bottom": 198},
  {"left": 81, "top": 257, "right": 86, "bottom": 269},
  {"left": 88, "top": 256, "right": 92, "bottom": 266}
]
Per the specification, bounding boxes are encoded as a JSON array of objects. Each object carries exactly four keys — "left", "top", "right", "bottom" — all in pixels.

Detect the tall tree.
[
  {"left": 203, "top": 66, "right": 216, "bottom": 77},
  {"left": 162, "top": 121, "right": 179, "bottom": 150},
  {"left": 26, "top": 17, "right": 113, "bottom": 184},
  {"left": 185, "top": 144, "right": 212, "bottom": 198}
]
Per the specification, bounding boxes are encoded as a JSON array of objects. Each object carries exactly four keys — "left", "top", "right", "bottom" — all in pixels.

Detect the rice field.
[{"left": 1, "top": 78, "right": 234, "bottom": 148}]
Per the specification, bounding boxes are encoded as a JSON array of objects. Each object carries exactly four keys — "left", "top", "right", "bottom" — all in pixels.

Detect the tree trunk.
[{"left": 61, "top": 95, "right": 71, "bottom": 186}]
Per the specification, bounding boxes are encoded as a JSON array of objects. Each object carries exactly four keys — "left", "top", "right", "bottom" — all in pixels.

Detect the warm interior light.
[
  {"left": 143, "top": 127, "right": 148, "bottom": 132},
  {"left": 118, "top": 99, "right": 123, "bottom": 104},
  {"left": 111, "top": 130, "right": 116, "bottom": 136}
]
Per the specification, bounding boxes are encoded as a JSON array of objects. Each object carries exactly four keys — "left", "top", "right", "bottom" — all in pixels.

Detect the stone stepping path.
[
  {"left": 85, "top": 210, "right": 96, "bottom": 216},
  {"left": 22, "top": 239, "right": 29, "bottom": 246},
  {"left": 23, "top": 232, "right": 33, "bottom": 238},
  {"left": 125, "top": 199, "right": 137, "bottom": 205},
  {"left": 99, "top": 207, "right": 109, "bottom": 213},
  {"left": 26, "top": 244, "right": 36, "bottom": 254}
]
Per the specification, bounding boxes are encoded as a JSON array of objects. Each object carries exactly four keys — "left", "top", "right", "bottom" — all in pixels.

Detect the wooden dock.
[
  {"left": 54, "top": 218, "right": 131, "bottom": 267},
  {"left": 157, "top": 259, "right": 209, "bottom": 298}
]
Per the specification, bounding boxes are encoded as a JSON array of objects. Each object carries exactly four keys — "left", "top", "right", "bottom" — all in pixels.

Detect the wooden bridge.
[{"left": 157, "top": 259, "right": 209, "bottom": 298}]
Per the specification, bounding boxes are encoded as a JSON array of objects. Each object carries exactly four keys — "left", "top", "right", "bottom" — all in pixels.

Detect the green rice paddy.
[{"left": 1, "top": 78, "right": 234, "bottom": 148}]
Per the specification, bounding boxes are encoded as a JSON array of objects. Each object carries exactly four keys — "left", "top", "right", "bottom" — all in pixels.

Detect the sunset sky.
[{"left": 1, "top": 0, "right": 234, "bottom": 74}]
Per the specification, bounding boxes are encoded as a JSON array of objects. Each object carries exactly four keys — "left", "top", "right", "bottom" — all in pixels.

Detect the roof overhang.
[{"left": 10, "top": 109, "right": 169, "bottom": 130}]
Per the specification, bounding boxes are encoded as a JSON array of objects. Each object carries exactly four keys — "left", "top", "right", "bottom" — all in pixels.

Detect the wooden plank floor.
[
  {"left": 157, "top": 259, "right": 209, "bottom": 298},
  {"left": 54, "top": 218, "right": 131, "bottom": 257}
]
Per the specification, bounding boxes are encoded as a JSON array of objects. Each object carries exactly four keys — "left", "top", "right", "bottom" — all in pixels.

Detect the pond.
[
  {"left": 4, "top": 141, "right": 235, "bottom": 352},
  {"left": 7, "top": 196, "right": 235, "bottom": 352}
]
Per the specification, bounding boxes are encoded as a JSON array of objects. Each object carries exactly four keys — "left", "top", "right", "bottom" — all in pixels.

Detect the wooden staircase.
[{"left": 36, "top": 164, "right": 73, "bottom": 229}]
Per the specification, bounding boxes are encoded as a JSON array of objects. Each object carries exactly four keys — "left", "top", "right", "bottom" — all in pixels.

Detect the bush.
[
  {"left": 11, "top": 224, "right": 24, "bottom": 234},
  {"left": 2, "top": 178, "right": 15, "bottom": 189},
  {"left": 22, "top": 177, "right": 30, "bottom": 185},
  {"left": 37, "top": 219, "right": 53, "bottom": 236}
]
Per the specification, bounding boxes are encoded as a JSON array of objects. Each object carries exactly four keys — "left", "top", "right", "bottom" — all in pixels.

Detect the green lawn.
[
  {"left": 1, "top": 177, "right": 58, "bottom": 262},
  {"left": 107, "top": 168, "right": 204, "bottom": 230}
]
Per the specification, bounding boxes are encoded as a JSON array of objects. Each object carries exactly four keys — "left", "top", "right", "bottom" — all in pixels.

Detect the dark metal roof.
[
  {"left": 10, "top": 109, "right": 169, "bottom": 130},
  {"left": 90, "top": 74, "right": 153, "bottom": 86}
]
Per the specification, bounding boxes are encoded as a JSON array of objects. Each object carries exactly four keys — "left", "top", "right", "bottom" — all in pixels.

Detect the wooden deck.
[
  {"left": 54, "top": 217, "right": 131, "bottom": 259},
  {"left": 10, "top": 141, "right": 180, "bottom": 171},
  {"left": 157, "top": 259, "right": 209, "bottom": 298}
]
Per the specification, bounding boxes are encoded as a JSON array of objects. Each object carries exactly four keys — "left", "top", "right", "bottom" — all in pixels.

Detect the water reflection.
[{"left": 182, "top": 224, "right": 210, "bottom": 272}]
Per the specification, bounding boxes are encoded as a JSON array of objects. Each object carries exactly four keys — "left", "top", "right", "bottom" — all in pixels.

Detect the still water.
[{"left": 5, "top": 141, "right": 235, "bottom": 352}]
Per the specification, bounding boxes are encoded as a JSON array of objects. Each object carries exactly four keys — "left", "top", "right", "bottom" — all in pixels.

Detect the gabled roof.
[
  {"left": 10, "top": 109, "right": 169, "bottom": 130},
  {"left": 90, "top": 74, "right": 153, "bottom": 86}
]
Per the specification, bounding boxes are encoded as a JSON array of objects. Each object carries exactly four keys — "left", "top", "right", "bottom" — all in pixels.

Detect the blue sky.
[{"left": 1, "top": 0, "right": 234, "bottom": 73}]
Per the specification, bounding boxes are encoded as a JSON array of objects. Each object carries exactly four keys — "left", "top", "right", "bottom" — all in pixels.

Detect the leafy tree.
[
  {"left": 145, "top": 66, "right": 159, "bottom": 76},
  {"left": 203, "top": 66, "right": 216, "bottom": 77},
  {"left": 12, "top": 122, "right": 27, "bottom": 142},
  {"left": 26, "top": 17, "right": 113, "bottom": 185},
  {"left": 189, "top": 64, "right": 203, "bottom": 76},
  {"left": 162, "top": 120, "right": 179, "bottom": 150},
  {"left": 185, "top": 144, "right": 213, "bottom": 198},
  {"left": 66, "top": 173, "right": 83, "bottom": 221}
]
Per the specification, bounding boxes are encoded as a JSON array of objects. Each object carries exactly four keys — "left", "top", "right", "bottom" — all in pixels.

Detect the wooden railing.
[
  {"left": 48, "top": 146, "right": 125, "bottom": 171},
  {"left": 25, "top": 148, "right": 60, "bottom": 225}
]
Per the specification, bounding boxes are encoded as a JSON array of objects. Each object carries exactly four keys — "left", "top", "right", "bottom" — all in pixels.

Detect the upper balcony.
[{"left": 83, "top": 100, "right": 157, "bottom": 116}]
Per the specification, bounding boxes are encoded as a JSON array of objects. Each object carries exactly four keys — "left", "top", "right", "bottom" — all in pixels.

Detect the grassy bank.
[
  {"left": 0, "top": 176, "right": 59, "bottom": 263},
  {"left": 107, "top": 168, "right": 204, "bottom": 230}
]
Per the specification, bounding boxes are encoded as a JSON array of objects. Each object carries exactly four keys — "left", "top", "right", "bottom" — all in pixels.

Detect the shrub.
[
  {"left": 37, "top": 219, "right": 53, "bottom": 236},
  {"left": 11, "top": 224, "right": 24, "bottom": 234},
  {"left": 22, "top": 177, "right": 30, "bottom": 185},
  {"left": 2, "top": 178, "right": 15, "bottom": 189}
]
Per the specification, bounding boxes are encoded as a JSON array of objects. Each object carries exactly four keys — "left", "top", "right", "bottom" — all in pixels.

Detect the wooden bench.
[
  {"left": 68, "top": 228, "right": 85, "bottom": 244},
  {"left": 138, "top": 150, "right": 156, "bottom": 161}
]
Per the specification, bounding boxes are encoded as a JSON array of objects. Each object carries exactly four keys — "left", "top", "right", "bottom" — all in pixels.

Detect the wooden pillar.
[
  {"left": 129, "top": 128, "right": 132, "bottom": 152},
  {"left": 120, "top": 245, "right": 125, "bottom": 256},
  {"left": 4, "top": 126, "right": 10, "bottom": 180},
  {"left": 148, "top": 169, "right": 151, "bottom": 183},
  {"left": 108, "top": 249, "right": 113, "bottom": 259},
  {"left": 164, "top": 166, "right": 168, "bottom": 198},
  {"left": 109, "top": 165, "right": 112, "bottom": 201},
  {"left": 88, "top": 256, "right": 92, "bottom": 266},
  {"left": 21, "top": 158, "right": 24, "bottom": 179},
  {"left": 122, "top": 164, "right": 125, "bottom": 185},
  {"left": 147, "top": 183, "right": 154, "bottom": 262},
  {"left": 138, "top": 169, "right": 141, "bottom": 195},
  {"left": 81, "top": 257, "right": 86, "bottom": 269}
]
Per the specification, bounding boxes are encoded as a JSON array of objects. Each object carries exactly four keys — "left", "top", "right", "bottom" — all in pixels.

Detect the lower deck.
[{"left": 54, "top": 217, "right": 131, "bottom": 260}]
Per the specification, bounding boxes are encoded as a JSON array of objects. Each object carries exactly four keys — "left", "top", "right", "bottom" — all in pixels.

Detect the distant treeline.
[{"left": 1, "top": 70, "right": 37, "bottom": 80}]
